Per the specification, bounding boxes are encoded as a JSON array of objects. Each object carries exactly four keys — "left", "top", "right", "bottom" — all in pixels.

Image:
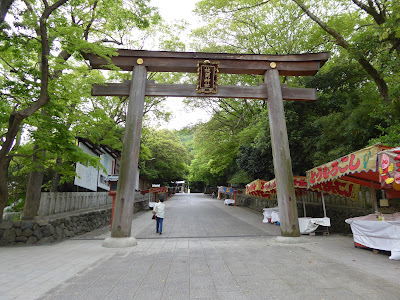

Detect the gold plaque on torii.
[{"left": 196, "top": 60, "right": 219, "bottom": 94}]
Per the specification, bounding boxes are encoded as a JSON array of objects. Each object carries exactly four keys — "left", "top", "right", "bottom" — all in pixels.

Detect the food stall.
[
  {"left": 246, "top": 176, "right": 331, "bottom": 234},
  {"left": 307, "top": 144, "right": 400, "bottom": 259},
  {"left": 218, "top": 186, "right": 237, "bottom": 205},
  {"left": 141, "top": 186, "right": 168, "bottom": 209}
]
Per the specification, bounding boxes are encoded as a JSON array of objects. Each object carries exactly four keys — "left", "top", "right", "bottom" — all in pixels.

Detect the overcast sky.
[
  {"left": 151, "top": 0, "right": 198, "bottom": 23},
  {"left": 150, "top": 0, "right": 212, "bottom": 130}
]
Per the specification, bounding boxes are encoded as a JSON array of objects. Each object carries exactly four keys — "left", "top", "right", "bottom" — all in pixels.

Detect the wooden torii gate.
[{"left": 85, "top": 50, "right": 329, "bottom": 246}]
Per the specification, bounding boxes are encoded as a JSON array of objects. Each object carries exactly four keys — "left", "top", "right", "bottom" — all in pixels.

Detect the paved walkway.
[{"left": 0, "top": 193, "right": 399, "bottom": 300}]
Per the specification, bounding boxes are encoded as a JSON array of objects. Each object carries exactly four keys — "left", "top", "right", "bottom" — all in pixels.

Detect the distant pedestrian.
[
  {"left": 153, "top": 198, "right": 165, "bottom": 234},
  {"left": 212, "top": 192, "right": 215, "bottom": 198}
]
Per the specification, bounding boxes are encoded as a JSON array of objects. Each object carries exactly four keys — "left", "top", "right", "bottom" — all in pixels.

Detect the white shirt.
[{"left": 153, "top": 202, "right": 165, "bottom": 218}]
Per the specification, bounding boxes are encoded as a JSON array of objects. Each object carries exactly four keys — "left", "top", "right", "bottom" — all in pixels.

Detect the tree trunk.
[
  {"left": 22, "top": 145, "right": 45, "bottom": 220},
  {"left": 0, "top": 157, "right": 11, "bottom": 221},
  {"left": 0, "top": 0, "right": 14, "bottom": 25},
  {"left": 50, "top": 157, "right": 62, "bottom": 192}
]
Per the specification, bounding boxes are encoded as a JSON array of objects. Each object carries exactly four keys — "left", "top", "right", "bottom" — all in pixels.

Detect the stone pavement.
[{"left": 0, "top": 193, "right": 399, "bottom": 300}]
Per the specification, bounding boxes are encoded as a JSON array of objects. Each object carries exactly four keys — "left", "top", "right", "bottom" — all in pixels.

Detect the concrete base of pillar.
[
  {"left": 102, "top": 237, "right": 138, "bottom": 248},
  {"left": 274, "top": 236, "right": 306, "bottom": 244}
]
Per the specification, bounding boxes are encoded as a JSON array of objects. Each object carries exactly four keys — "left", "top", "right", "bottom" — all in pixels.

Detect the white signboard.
[
  {"left": 74, "top": 142, "right": 98, "bottom": 191},
  {"left": 98, "top": 151, "right": 114, "bottom": 191}
]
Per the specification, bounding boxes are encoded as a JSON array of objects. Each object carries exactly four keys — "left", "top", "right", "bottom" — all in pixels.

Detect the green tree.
[
  {"left": 0, "top": 0, "right": 159, "bottom": 220},
  {"left": 188, "top": 98, "right": 257, "bottom": 186},
  {"left": 192, "top": 0, "right": 400, "bottom": 145},
  {"left": 188, "top": 0, "right": 399, "bottom": 187},
  {"left": 140, "top": 128, "right": 190, "bottom": 186},
  {"left": 291, "top": 0, "right": 400, "bottom": 104}
]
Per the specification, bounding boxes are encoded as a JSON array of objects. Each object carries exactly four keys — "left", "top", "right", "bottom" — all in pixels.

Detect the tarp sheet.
[
  {"left": 224, "top": 199, "right": 235, "bottom": 205},
  {"left": 262, "top": 207, "right": 279, "bottom": 223},
  {"left": 263, "top": 208, "right": 330, "bottom": 234},
  {"left": 298, "top": 217, "right": 331, "bottom": 234}
]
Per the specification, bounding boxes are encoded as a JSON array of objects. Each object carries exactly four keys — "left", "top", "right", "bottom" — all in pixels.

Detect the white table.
[
  {"left": 345, "top": 213, "right": 400, "bottom": 260},
  {"left": 271, "top": 211, "right": 280, "bottom": 223},
  {"left": 262, "top": 207, "right": 279, "bottom": 223},
  {"left": 224, "top": 199, "right": 235, "bottom": 205},
  {"left": 298, "top": 217, "right": 330, "bottom": 234}
]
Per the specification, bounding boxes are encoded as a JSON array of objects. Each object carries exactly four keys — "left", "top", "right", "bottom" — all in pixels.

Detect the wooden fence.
[{"left": 38, "top": 192, "right": 112, "bottom": 216}]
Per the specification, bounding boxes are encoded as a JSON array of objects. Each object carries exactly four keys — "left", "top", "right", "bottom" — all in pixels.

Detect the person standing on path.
[{"left": 153, "top": 198, "right": 165, "bottom": 234}]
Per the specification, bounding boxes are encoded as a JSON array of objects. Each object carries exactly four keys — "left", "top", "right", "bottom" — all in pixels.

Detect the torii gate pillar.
[
  {"left": 265, "top": 69, "right": 300, "bottom": 237},
  {"left": 103, "top": 65, "right": 147, "bottom": 248}
]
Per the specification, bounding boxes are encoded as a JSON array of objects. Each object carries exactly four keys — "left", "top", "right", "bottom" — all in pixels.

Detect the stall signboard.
[
  {"left": 150, "top": 187, "right": 167, "bottom": 194},
  {"left": 218, "top": 186, "right": 234, "bottom": 194},
  {"left": 246, "top": 179, "right": 273, "bottom": 199},
  {"left": 309, "top": 178, "right": 360, "bottom": 201},
  {"left": 246, "top": 177, "right": 307, "bottom": 199},
  {"left": 247, "top": 176, "right": 360, "bottom": 201},
  {"left": 262, "top": 176, "right": 308, "bottom": 193},
  {"left": 141, "top": 187, "right": 167, "bottom": 194},
  {"left": 306, "top": 144, "right": 390, "bottom": 187},
  {"left": 378, "top": 147, "right": 400, "bottom": 191}
]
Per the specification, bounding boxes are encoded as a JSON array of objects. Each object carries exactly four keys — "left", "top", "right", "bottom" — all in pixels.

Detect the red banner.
[
  {"left": 246, "top": 190, "right": 272, "bottom": 199},
  {"left": 309, "top": 179, "right": 360, "bottom": 201}
]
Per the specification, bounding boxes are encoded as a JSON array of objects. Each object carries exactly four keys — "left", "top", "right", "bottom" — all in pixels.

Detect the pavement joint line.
[{"left": 70, "top": 234, "right": 277, "bottom": 241}]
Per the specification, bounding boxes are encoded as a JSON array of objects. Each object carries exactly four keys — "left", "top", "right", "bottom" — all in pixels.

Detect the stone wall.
[
  {"left": 0, "top": 191, "right": 151, "bottom": 246},
  {"left": 0, "top": 208, "right": 111, "bottom": 246},
  {"left": 133, "top": 192, "right": 150, "bottom": 213},
  {"left": 235, "top": 189, "right": 374, "bottom": 234}
]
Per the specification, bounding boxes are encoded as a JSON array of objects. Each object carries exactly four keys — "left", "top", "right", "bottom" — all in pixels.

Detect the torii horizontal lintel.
[
  {"left": 91, "top": 81, "right": 317, "bottom": 101},
  {"left": 84, "top": 49, "right": 329, "bottom": 76}
]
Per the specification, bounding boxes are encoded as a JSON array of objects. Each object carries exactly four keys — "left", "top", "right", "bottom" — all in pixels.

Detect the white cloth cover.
[
  {"left": 298, "top": 217, "right": 331, "bottom": 234},
  {"left": 345, "top": 213, "right": 400, "bottom": 260},
  {"left": 271, "top": 211, "right": 280, "bottom": 223},
  {"left": 224, "top": 199, "right": 235, "bottom": 205},
  {"left": 262, "top": 207, "right": 279, "bottom": 223}
]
